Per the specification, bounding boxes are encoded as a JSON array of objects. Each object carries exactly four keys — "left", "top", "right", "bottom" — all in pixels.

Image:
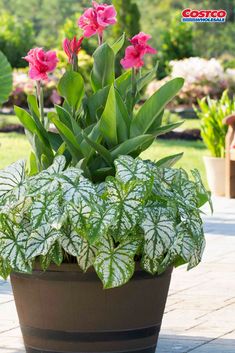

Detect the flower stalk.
[
  {"left": 98, "top": 33, "right": 103, "bottom": 46},
  {"left": 131, "top": 68, "right": 137, "bottom": 110},
  {"left": 36, "top": 80, "right": 45, "bottom": 127}
]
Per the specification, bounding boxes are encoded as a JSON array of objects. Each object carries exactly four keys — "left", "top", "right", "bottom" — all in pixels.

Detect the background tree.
[
  {"left": 112, "top": 0, "right": 140, "bottom": 38},
  {"left": 157, "top": 11, "right": 195, "bottom": 78},
  {"left": 0, "top": 12, "right": 35, "bottom": 68}
]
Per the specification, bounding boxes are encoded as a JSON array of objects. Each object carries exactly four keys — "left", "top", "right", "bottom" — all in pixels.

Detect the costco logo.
[{"left": 182, "top": 9, "right": 227, "bottom": 22}]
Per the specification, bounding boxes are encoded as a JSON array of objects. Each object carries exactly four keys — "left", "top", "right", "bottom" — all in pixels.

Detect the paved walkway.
[{"left": 0, "top": 197, "right": 234, "bottom": 353}]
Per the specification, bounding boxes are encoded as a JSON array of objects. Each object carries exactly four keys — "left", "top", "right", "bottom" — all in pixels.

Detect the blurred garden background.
[{"left": 1, "top": 0, "right": 235, "bottom": 186}]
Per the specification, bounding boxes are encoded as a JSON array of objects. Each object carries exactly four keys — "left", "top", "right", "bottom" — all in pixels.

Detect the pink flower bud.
[
  {"left": 63, "top": 36, "right": 84, "bottom": 63},
  {"left": 23, "top": 48, "right": 58, "bottom": 81}
]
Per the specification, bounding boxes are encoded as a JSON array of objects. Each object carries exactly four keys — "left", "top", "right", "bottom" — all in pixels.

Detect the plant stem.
[
  {"left": 72, "top": 54, "right": 78, "bottom": 72},
  {"left": 131, "top": 67, "right": 137, "bottom": 110},
  {"left": 36, "top": 80, "right": 45, "bottom": 127},
  {"left": 98, "top": 32, "right": 103, "bottom": 46}
]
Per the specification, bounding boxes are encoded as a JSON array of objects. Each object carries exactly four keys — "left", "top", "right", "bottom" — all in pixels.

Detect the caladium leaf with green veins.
[
  {"left": 40, "top": 241, "right": 64, "bottom": 270},
  {"left": 26, "top": 225, "right": 61, "bottom": 259},
  {"left": 94, "top": 235, "right": 140, "bottom": 289},
  {"left": 77, "top": 238, "right": 97, "bottom": 272},
  {"left": 0, "top": 160, "right": 26, "bottom": 199},
  {"left": 141, "top": 205, "right": 176, "bottom": 274},
  {"left": 67, "top": 202, "right": 91, "bottom": 230},
  {"left": 160, "top": 168, "right": 180, "bottom": 184},
  {"left": 159, "top": 222, "right": 205, "bottom": 273},
  {"left": 61, "top": 176, "right": 99, "bottom": 209},
  {"left": 86, "top": 204, "right": 115, "bottom": 244},
  {"left": 106, "top": 177, "right": 146, "bottom": 240},
  {"left": 28, "top": 156, "right": 67, "bottom": 195},
  {"left": 114, "top": 155, "right": 152, "bottom": 182},
  {"left": 59, "top": 224, "right": 83, "bottom": 257},
  {"left": 30, "top": 193, "right": 65, "bottom": 230},
  {"left": 175, "top": 180, "right": 197, "bottom": 207},
  {"left": 0, "top": 257, "right": 11, "bottom": 280},
  {"left": 191, "top": 169, "right": 213, "bottom": 211},
  {"left": 0, "top": 222, "right": 30, "bottom": 272}
]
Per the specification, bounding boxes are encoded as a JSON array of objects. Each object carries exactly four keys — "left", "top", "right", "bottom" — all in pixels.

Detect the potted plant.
[
  {"left": 0, "top": 3, "right": 212, "bottom": 353},
  {"left": 196, "top": 90, "right": 235, "bottom": 196}
]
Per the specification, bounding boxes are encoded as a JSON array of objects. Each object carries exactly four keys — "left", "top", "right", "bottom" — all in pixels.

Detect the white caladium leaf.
[
  {"left": 160, "top": 168, "right": 180, "bottom": 184},
  {"left": 0, "top": 222, "right": 30, "bottom": 272},
  {"left": 191, "top": 169, "right": 213, "bottom": 211},
  {"left": 141, "top": 205, "right": 176, "bottom": 274},
  {"left": 67, "top": 202, "right": 91, "bottom": 230},
  {"left": 0, "top": 197, "right": 32, "bottom": 225},
  {"left": 46, "top": 155, "right": 66, "bottom": 174},
  {"left": 77, "top": 238, "right": 97, "bottom": 272},
  {"left": 86, "top": 204, "right": 115, "bottom": 244},
  {"left": 40, "top": 241, "right": 64, "bottom": 270},
  {"left": 94, "top": 235, "right": 140, "bottom": 289},
  {"left": 30, "top": 193, "right": 65, "bottom": 230},
  {"left": 28, "top": 156, "right": 76, "bottom": 195},
  {"left": 115, "top": 156, "right": 152, "bottom": 182},
  {"left": 106, "top": 178, "right": 146, "bottom": 240},
  {"left": 59, "top": 224, "right": 83, "bottom": 256},
  {"left": 26, "top": 225, "right": 60, "bottom": 259},
  {"left": 0, "top": 160, "right": 26, "bottom": 199},
  {"left": 62, "top": 177, "right": 100, "bottom": 209},
  {"left": 159, "top": 222, "right": 205, "bottom": 272}
]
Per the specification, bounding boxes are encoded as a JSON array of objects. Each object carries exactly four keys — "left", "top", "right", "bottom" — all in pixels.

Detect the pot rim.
[{"left": 203, "top": 155, "right": 225, "bottom": 161}]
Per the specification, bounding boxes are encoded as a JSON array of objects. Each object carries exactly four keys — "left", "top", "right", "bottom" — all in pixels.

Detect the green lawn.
[
  {"left": 0, "top": 114, "right": 20, "bottom": 128},
  {"left": 0, "top": 133, "right": 30, "bottom": 168},
  {"left": 0, "top": 133, "right": 208, "bottom": 186},
  {"left": 180, "top": 119, "right": 201, "bottom": 130}
]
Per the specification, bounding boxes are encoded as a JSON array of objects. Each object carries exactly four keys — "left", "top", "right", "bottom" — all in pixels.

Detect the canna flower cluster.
[
  {"left": 78, "top": 1, "right": 117, "bottom": 39},
  {"left": 24, "top": 2, "right": 157, "bottom": 82},
  {"left": 121, "top": 32, "right": 157, "bottom": 70}
]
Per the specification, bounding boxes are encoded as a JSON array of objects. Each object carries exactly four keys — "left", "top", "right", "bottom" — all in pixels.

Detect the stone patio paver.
[{"left": 0, "top": 196, "right": 234, "bottom": 353}]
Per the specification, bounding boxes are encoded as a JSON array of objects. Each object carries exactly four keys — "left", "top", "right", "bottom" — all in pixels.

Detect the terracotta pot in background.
[
  {"left": 11, "top": 264, "right": 173, "bottom": 353},
  {"left": 203, "top": 156, "right": 225, "bottom": 196}
]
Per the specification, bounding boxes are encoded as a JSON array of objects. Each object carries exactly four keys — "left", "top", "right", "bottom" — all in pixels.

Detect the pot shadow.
[
  {"left": 157, "top": 334, "right": 235, "bottom": 352},
  {"left": 3, "top": 335, "right": 235, "bottom": 353},
  {"left": 203, "top": 218, "right": 235, "bottom": 236}
]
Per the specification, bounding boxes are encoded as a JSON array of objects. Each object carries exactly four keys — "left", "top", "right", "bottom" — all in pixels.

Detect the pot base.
[{"left": 25, "top": 346, "right": 157, "bottom": 353}]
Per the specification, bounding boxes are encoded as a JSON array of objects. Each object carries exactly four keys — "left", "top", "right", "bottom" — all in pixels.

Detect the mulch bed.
[
  {"left": 0, "top": 124, "right": 25, "bottom": 134},
  {"left": 158, "top": 129, "right": 202, "bottom": 141},
  {"left": 0, "top": 125, "right": 202, "bottom": 141}
]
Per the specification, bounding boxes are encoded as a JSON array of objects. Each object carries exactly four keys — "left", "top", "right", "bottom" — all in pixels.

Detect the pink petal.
[{"left": 29, "top": 66, "right": 48, "bottom": 81}]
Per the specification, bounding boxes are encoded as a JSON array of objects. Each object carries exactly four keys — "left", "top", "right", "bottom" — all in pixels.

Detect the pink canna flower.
[
  {"left": 93, "top": 1, "right": 117, "bottom": 28},
  {"left": 63, "top": 36, "right": 84, "bottom": 63},
  {"left": 78, "top": 1, "right": 117, "bottom": 38},
  {"left": 120, "top": 46, "right": 145, "bottom": 69},
  {"left": 130, "top": 32, "right": 157, "bottom": 56},
  {"left": 23, "top": 48, "right": 58, "bottom": 81},
  {"left": 121, "top": 32, "right": 157, "bottom": 70}
]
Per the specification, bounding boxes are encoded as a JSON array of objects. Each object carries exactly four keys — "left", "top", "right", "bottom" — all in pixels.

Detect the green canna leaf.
[
  {"left": 58, "top": 70, "right": 85, "bottom": 112},
  {"left": 91, "top": 43, "right": 115, "bottom": 92},
  {"left": 111, "top": 33, "right": 126, "bottom": 54},
  {"left": 130, "top": 78, "right": 184, "bottom": 137}
]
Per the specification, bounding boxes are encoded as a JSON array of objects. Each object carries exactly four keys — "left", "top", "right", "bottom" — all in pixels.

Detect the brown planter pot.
[{"left": 10, "top": 264, "right": 172, "bottom": 353}]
